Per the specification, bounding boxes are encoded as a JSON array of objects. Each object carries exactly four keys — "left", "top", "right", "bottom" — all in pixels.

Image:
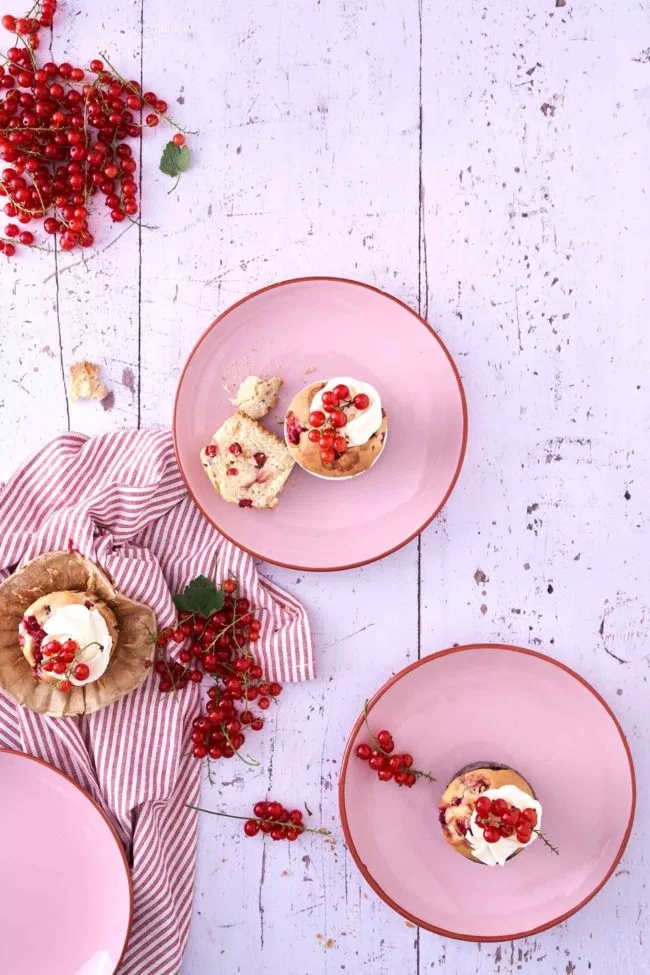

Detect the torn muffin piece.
[
  {"left": 67, "top": 361, "right": 108, "bottom": 402},
  {"left": 235, "top": 375, "right": 283, "bottom": 420},
  {"left": 200, "top": 413, "right": 294, "bottom": 509}
]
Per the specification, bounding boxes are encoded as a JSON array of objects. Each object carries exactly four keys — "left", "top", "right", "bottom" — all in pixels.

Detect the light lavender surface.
[{"left": 1, "top": 2, "right": 647, "bottom": 973}]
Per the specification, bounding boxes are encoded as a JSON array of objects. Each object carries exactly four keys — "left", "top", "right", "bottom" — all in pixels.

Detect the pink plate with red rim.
[
  {"left": 0, "top": 749, "right": 132, "bottom": 974},
  {"left": 173, "top": 277, "right": 467, "bottom": 571},
  {"left": 339, "top": 645, "right": 635, "bottom": 941}
]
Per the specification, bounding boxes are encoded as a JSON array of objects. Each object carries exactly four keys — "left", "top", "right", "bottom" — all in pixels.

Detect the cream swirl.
[
  {"left": 465, "top": 784, "right": 543, "bottom": 867},
  {"left": 41, "top": 603, "right": 112, "bottom": 686},
  {"left": 310, "top": 377, "right": 382, "bottom": 447}
]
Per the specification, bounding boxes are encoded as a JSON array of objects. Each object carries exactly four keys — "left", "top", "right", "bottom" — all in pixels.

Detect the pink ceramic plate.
[
  {"left": 0, "top": 749, "right": 132, "bottom": 974},
  {"left": 173, "top": 277, "right": 467, "bottom": 570},
  {"left": 339, "top": 645, "right": 635, "bottom": 941}
]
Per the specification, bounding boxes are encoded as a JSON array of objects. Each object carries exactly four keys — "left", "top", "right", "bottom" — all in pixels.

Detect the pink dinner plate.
[
  {"left": 173, "top": 277, "right": 467, "bottom": 570},
  {"left": 0, "top": 749, "right": 132, "bottom": 974},
  {"left": 339, "top": 645, "right": 635, "bottom": 941}
]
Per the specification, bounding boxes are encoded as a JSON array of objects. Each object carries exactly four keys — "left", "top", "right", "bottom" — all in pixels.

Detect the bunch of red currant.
[
  {"left": 0, "top": 1, "right": 187, "bottom": 257},
  {"left": 245, "top": 801, "right": 309, "bottom": 841},
  {"left": 474, "top": 795, "right": 538, "bottom": 845},
  {"left": 306, "top": 382, "right": 370, "bottom": 466},
  {"left": 38, "top": 637, "right": 90, "bottom": 687},
  {"left": 154, "top": 577, "right": 282, "bottom": 765},
  {"left": 355, "top": 724, "right": 434, "bottom": 788},
  {"left": 189, "top": 799, "right": 331, "bottom": 843}
]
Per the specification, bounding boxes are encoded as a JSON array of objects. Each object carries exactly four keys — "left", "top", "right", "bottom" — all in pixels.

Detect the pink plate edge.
[
  {"left": 172, "top": 275, "right": 469, "bottom": 572},
  {"left": 0, "top": 747, "right": 133, "bottom": 971},
  {"left": 338, "top": 643, "right": 637, "bottom": 942}
]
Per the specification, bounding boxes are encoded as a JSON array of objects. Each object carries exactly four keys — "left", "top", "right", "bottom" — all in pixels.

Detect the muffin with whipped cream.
[
  {"left": 20, "top": 591, "right": 117, "bottom": 692},
  {"left": 0, "top": 550, "right": 156, "bottom": 717},
  {"left": 284, "top": 377, "right": 387, "bottom": 479},
  {"left": 438, "top": 762, "right": 543, "bottom": 866}
]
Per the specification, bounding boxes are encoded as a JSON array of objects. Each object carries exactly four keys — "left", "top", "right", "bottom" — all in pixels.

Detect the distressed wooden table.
[{"left": 2, "top": 1, "right": 647, "bottom": 972}]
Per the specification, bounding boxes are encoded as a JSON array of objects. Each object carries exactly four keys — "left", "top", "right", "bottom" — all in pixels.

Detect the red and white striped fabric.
[{"left": 0, "top": 430, "right": 314, "bottom": 974}]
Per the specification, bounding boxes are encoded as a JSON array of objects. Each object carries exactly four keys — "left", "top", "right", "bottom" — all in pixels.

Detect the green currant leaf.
[
  {"left": 175, "top": 144, "right": 191, "bottom": 172},
  {"left": 159, "top": 141, "right": 191, "bottom": 178},
  {"left": 173, "top": 576, "right": 224, "bottom": 617}
]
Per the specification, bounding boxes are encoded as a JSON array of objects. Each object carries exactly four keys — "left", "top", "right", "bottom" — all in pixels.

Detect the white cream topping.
[
  {"left": 466, "top": 784, "right": 543, "bottom": 867},
  {"left": 310, "top": 377, "right": 382, "bottom": 447},
  {"left": 42, "top": 603, "right": 112, "bottom": 686}
]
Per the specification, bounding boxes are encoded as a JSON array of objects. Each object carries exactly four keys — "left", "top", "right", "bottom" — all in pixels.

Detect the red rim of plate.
[
  {"left": 338, "top": 643, "right": 636, "bottom": 941},
  {"left": 172, "top": 275, "right": 469, "bottom": 571},
  {"left": 0, "top": 747, "right": 133, "bottom": 971}
]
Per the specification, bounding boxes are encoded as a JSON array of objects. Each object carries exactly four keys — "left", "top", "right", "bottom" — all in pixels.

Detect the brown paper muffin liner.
[{"left": 0, "top": 551, "right": 156, "bottom": 718}]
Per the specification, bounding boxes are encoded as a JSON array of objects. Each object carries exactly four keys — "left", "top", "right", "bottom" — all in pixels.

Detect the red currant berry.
[
  {"left": 321, "top": 391, "right": 337, "bottom": 409},
  {"left": 330, "top": 410, "right": 347, "bottom": 428},
  {"left": 320, "top": 448, "right": 335, "bottom": 465},
  {"left": 516, "top": 824, "right": 533, "bottom": 844},
  {"left": 172, "top": 132, "right": 185, "bottom": 146},
  {"left": 223, "top": 579, "right": 237, "bottom": 594},
  {"left": 53, "top": 660, "right": 67, "bottom": 674},
  {"left": 475, "top": 795, "right": 492, "bottom": 818},
  {"left": 353, "top": 393, "right": 370, "bottom": 410},
  {"left": 378, "top": 768, "right": 393, "bottom": 781},
  {"left": 490, "top": 798, "right": 508, "bottom": 818},
  {"left": 520, "top": 807, "right": 538, "bottom": 827},
  {"left": 356, "top": 743, "right": 372, "bottom": 761},
  {"left": 244, "top": 819, "right": 260, "bottom": 837},
  {"left": 499, "top": 824, "right": 515, "bottom": 838},
  {"left": 333, "top": 436, "right": 347, "bottom": 453},
  {"left": 376, "top": 730, "right": 394, "bottom": 753},
  {"left": 307, "top": 429, "right": 321, "bottom": 443},
  {"left": 58, "top": 679, "right": 72, "bottom": 693},
  {"left": 502, "top": 807, "right": 521, "bottom": 827},
  {"left": 73, "top": 663, "right": 90, "bottom": 681},
  {"left": 483, "top": 824, "right": 501, "bottom": 844},
  {"left": 308, "top": 410, "right": 325, "bottom": 428}
]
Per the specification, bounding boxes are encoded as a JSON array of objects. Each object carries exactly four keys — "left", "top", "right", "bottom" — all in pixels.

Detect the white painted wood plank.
[
  {"left": 418, "top": 1, "right": 649, "bottom": 972},
  {"left": 49, "top": 1, "right": 142, "bottom": 434},
  {"left": 135, "top": 1, "right": 424, "bottom": 971},
  {"left": 138, "top": 0, "right": 422, "bottom": 429}
]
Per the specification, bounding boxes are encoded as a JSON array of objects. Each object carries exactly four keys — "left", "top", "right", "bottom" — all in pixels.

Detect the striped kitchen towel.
[{"left": 0, "top": 429, "right": 314, "bottom": 975}]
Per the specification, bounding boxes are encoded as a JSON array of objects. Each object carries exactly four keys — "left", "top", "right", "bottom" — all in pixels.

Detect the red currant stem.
[
  {"left": 205, "top": 755, "right": 216, "bottom": 786},
  {"left": 410, "top": 768, "right": 436, "bottom": 782},
  {"left": 79, "top": 641, "right": 102, "bottom": 654},
  {"left": 167, "top": 174, "right": 181, "bottom": 195},
  {"left": 220, "top": 724, "right": 260, "bottom": 767},
  {"left": 361, "top": 699, "right": 390, "bottom": 756},
  {"left": 533, "top": 829, "right": 560, "bottom": 855},
  {"left": 185, "top": 804, "right": 331, "bottom": 835},
  {"left": 97, "top": 50, "right": 196, "bottom": 136}
]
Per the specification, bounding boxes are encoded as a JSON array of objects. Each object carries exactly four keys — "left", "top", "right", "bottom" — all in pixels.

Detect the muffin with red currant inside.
[
  {"left": 20, "top": 590, "right": 117, "bottom": 691},
  {"left": 284, "top": 377, "right": 387, "bottom": 478},
  {"left": 438, "top": 762, "right": 542, "bottom": 866},
  {"left": 201, "top": 413, "right": 295, "bottom": 509}
]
